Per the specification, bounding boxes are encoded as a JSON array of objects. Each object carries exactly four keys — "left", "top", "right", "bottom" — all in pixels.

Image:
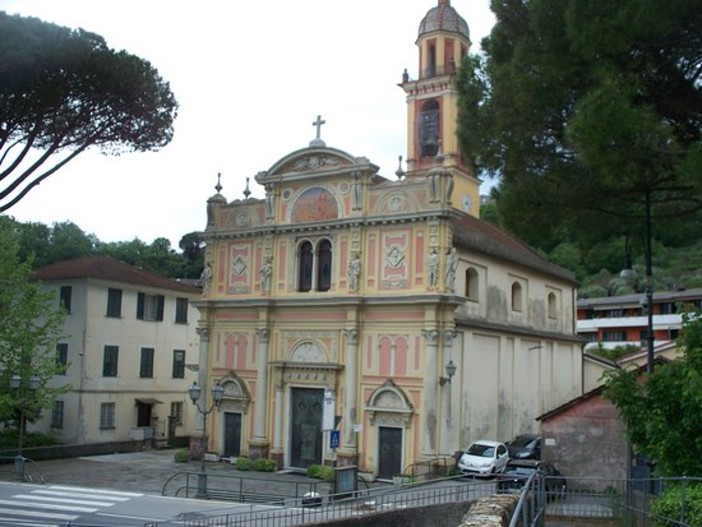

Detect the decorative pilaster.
[
  {"left": 441, "top": 330, "right": 457, "bottom": 455},
  {"left": 421, "top": 329, "right": 440, "bottom": 456},
  {"left": 253, "top": 328, "right": 270, "bottom": 440},
  {"left": 271, "top": 367, "right": 284, "bottom": 466},
  {"left": 195, "top": 327, "right": 210, "bottom": 432},
  {"left": 342, "top": 329, "right": 358, "bottom": 449}
]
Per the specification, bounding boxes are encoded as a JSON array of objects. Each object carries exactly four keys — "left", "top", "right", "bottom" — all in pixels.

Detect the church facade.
[{"left": 194, "top": 0, "right": 582, "bottom": 480}]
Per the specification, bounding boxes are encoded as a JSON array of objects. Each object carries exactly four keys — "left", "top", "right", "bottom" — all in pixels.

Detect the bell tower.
[{"left": 400, "top": 0, "right": 481, "bottom": 216}]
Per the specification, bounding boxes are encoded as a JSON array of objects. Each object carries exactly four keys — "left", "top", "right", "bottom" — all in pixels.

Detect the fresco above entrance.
[{"left": 291, "top": 187, "right": 339, "bottom": 223}]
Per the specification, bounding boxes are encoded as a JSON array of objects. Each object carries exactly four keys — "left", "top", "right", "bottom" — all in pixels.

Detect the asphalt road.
[{"left": 0, "top": 450, "right": 391, "bottom": 526}]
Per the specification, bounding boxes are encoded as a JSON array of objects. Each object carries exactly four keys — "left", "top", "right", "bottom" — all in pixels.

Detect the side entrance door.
[
  {"left": 290, "top": 388, "right": 323, "bottom": 468},
  {"left": 378, "top": 427, "right": 403, "bottom": 480},
  {"left": 223, "top": 412, "right": 242, "bottom": 458}
]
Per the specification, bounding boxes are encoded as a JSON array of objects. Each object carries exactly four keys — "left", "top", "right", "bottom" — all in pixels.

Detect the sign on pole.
[
  {"left": 322, "top": 389, "right": 335, "bottom": 430},
  {"left": 329, "top": 429, "right": 340, "bottom": 449}
]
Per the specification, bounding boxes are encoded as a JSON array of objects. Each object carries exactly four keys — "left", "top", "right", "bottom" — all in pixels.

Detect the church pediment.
[{"left": 256, "top": 147, "right": 377, "bottom": 184}]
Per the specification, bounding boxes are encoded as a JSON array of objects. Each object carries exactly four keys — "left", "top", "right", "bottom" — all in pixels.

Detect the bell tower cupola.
[{"left": 400, "top": 0, "right": 480, "bottom": 217}]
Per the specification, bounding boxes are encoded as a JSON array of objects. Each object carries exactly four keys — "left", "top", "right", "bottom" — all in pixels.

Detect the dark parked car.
[
  {"left": 505, "top": 434, "right": 541, "bottom": 459},
  {"left": 496, "top": 460, "right": 567, "bottom": 499}
]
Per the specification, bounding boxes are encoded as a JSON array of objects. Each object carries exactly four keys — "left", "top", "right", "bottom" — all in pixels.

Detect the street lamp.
[
  {"left": 10, "top": 373, "right": 41, "bottom": 482},
  {"left": 439, "top": 360, "right": 457, "bottom": 386},
  {"left": 188, "top": 381, "right": 224, "bottom": 499},
  {"left": 644, "top": 191, "right": 655, "bottom": 375}
]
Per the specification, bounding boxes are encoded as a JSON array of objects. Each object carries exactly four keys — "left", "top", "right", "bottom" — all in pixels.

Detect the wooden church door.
[{"left": 290, "top": 388, "right": 323, "bottom": 468}]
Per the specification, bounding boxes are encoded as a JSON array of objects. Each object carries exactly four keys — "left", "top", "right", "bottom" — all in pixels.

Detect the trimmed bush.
[
  {"left": 254, "top": 458, "right": 277, "bottom": 472},
  {"left": 235, "top": 457, "right": 254, "bottom": 471},
  {"left": 307, "top": 464, "right": 334, "bottom": 482},
  {"left": 0, "top": 430, "right": 58, "bottom": 449},
  {"left": 652, "top": 483, "right": 702, "bottom": 527},
  {"left": 174, "top": 449, "right": 189, "bottom": 463}
]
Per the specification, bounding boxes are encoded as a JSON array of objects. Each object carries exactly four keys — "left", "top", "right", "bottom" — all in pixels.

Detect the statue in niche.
[
  {"left": 265, "top": 183, "right": 275, "bottom": 219},
  {"left": 199, "top": 262, "right": 213, "bottom": 294},
  {"left": 352, "top": 172, "right": 362, "bottom": 210},
  {"left": 348, "top": 253, "right": 361, "bottom": 292},
  {"left": 260, "top": 258, "right": 273, "bottom": 293},
  {"left": 445, "top": 247, "right": 458, "bottom": 292},
  {"left": 428, "top": 249, "right": 439, "bottom": 287}
]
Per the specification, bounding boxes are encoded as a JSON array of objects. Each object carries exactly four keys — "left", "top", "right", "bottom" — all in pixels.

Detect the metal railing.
[
  {"left": 0, "top": 455, "right": 45, "bottom": 483},
  {"left": 400, "top": 455, "right": 455, "bottom": 483},
  {"left": 509, "top": 475, "right": 702, "bottom": 527},
  {"left": 162, "top": 470, "right": 328, "bottom": 503},
  {"left": 151, "top": 476, "right": 494, "bottom": 526}
]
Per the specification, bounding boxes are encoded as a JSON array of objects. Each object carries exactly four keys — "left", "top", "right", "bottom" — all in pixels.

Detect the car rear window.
[
  {"left": 509, "top": 436, "right": 536, "bottom": 448},
  {"left": 505, "top": 466, "right": 537, "bottom": 476},
  {"left": 468, "top": 444, "right": 495, "bottom": 457}
]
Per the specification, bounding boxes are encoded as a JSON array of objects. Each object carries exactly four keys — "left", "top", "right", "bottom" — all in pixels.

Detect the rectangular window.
[
  {"left": 137, "top": 293, "right": 164, "bottom": 321},
  {"left": 106, "top": 288, "right": 122, "bottom": 317},
  {"left": 59, "top": 285, "right": 72, "bottom": 313},
  {"left": 103, "top": 345, "right": 119, "bottom": 377},
  {"left": 607, "top": 309, "right": 624, "bottom": 318},
  {"left": 100, "top": 402, "right": 116, "bottom": 429},
  {"left": 175, "top": 298, "right": 188, "bottom": 324},
  {"left": 170, "top": 401, "right": 184, "bottom": 426},
  {"left": 582, "top": 332, "right": 598, "bottom": 343},
  {"left": 56, "top": 343, "right": 68, "bottom": 374},
  {"left": 140, "top": 347, "right": 155, "bottom": 378},
  {"left": 660, "top": 302, "right": 677, "bottom": 315},
  {"left": 172, "top": 350, "right": 185, "bottom": 379},
  {"left": 51, "top": 400, "right": 64, "bottom": 428},
  {"left": 603, "top": 330, "right": 627, "bottom": 342}
]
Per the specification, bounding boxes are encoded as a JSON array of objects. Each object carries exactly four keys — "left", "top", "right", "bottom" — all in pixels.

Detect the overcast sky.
[{"left": 1, "top": 0, "right": 496, "bottom": 248}]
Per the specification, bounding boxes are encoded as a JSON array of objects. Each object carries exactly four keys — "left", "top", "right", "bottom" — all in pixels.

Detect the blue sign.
[{"left": 329, "top": 429, "right": 340, "bottom": 449}]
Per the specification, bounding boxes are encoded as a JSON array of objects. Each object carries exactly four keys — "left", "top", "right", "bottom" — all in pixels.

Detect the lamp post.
[
  {"left": 439, "top": 360, "right": 457, "bottom": 386},
  {"left": 644, "top": 191, "right": 655, "bottom": 375},
  {"left": 10, "top": 373, "right": 41, "bottom": 482},
  {"left": 188, "top": 381, "right": 224, "bottom": 499}
]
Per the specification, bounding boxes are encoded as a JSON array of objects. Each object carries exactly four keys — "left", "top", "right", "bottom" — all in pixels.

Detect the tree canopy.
[
  {"left": 457, "top": 0, "right": 702, "bottom": 257},
  {"left": 0, "top": 217, "right": 68, "bottom": 428},
  {"left": 0, "top": 12, "right": 178, "bottom": 211},
  {"left": 604, "top": 311, "right": 702, "bottom": 476},
  {"left": 5, "top": 216, "right": 204, "bottom": 279}
]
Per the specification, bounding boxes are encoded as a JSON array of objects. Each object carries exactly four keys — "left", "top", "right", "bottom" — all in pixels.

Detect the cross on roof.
[{"left": 312, "top": 115, "right": 326, "bottom": 139}]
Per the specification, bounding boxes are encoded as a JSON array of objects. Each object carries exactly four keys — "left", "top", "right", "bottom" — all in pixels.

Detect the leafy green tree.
[
  {"left": 603, "top": 311, "right": 702, "bottom": 476},
  {"left": 13, "top": 220, "right": 51, "bottom": 267},
  {"left": 95, "top": 237, "right": 185, "bottom": 278},
  {"left": 179, "top": 231, "right": 205, "bottom": 279},
  {"left": 46, "top": 221, "right": 98, "bottom": 263},
  {"left": 457, "top": 0, "right": 702, "bottom": 262},
  {"left": 0, "top": 217, "right": 68, "bottom": 430},
  {"left": 0, "top": 12, "right": 178, "bottom": 211}
]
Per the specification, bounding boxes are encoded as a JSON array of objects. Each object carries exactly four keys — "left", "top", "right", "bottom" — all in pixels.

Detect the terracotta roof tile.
[
  {"left": 453, "top": 214, "right": 576, "bottom": 283},
  {"left": 33, "top": 255, "right": 201, "bottom": 295}
]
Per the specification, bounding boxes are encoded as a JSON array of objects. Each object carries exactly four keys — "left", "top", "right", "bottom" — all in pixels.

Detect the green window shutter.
[
  {"left": 137, "top": 292, "right": 145, "bottom": 320},
  {"left": 157, "top": 295, "right": 165, "bottom": 321}
]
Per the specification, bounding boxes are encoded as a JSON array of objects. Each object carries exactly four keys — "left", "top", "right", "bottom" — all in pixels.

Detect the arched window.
[
  {"left": 297, "top": 238, "right": 333, "bottom": 293},
  {"left": 317, "top": 239, "right": 332, "bottom": 292},
  {"left": 511, "top": 282, "right": 523, "bottom": 312},
  {"left": 298, "top": 241, "right": 313, "bottom": 292},
  {"left": 465, "top": 267, "right": 479, "bottom": 301},
  {"left": 427, "top": 42, "right": 436, "bottom": 77},
  {"left": 547, "top": 292, "right": 557, "bottom": 319},
  {"left": 419, "top": 99, "right": 440, "bottom": 157}
]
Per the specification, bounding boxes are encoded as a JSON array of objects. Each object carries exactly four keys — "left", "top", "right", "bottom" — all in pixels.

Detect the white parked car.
[{"left": 457, "top": 439, "right": 510, "bottom": 477}]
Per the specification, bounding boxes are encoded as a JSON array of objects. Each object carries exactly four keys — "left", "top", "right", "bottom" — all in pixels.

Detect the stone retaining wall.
[{"left": 303, "top": 493, "right": 520, "bottom": 527}]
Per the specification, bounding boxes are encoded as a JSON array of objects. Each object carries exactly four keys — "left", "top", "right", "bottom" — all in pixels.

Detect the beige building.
[
  {"left": 194, "top": 0, "right": 583, "bottom": 480},
  {"left": 33, "top": 256, "right": 201, "bottom": 446}
]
